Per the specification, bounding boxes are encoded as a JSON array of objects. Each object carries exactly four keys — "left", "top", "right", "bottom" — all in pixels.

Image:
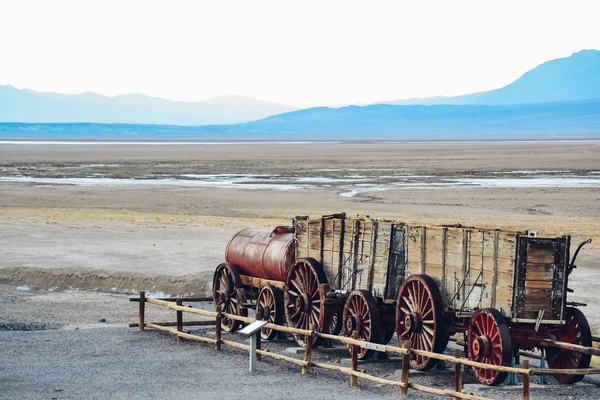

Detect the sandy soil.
[
  {"left": 1, "top": 140, "right": 599, "bottom": 307},
  {"left": 1, "top": 140, "right": 600, "bottom": 398}
]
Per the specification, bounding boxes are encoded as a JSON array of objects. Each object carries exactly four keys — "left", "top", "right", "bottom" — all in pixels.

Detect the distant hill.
[
  {"left": 379, "top": 49, "right": 600, "bottom": 106},
  {"left": 0, "top": 86, "right": 296, "bottom": 125},
  {"left": 2, "top": 98, "right": 599, "bottom": 140}
]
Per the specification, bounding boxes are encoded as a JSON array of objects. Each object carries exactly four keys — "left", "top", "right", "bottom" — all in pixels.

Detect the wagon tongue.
[{"left": 568, "top": 238, "right": 592, "bottom": 275}]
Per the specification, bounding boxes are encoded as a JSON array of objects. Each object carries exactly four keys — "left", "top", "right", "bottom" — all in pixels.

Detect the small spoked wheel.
[
  {"left": 212, "top": 263, "right": 247, "bottom": 332},
  {"left": 284, "top": 258, "right": 331, "bottom": 348},
  {"left": 256, "top": 285, "right": 284, "bottom": 341},
  {"left": 468, "top": 308, "right": 512, "bottom": 386},
  {"left": 546, "top": 307, "right": 592, "bottom": 384},
  {"left": 342, "top": 290, "right": 381, "bottom": 360},
  {"left": 396, "top": 274, "right": 448, "bottom": 370}
]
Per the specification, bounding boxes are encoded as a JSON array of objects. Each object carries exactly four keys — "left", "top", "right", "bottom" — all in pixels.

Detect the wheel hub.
[
  {"left": 257, "top": 305, "right": 270, "bottom": 320},
  {"left": 404, "top": 313, "right": 422, "bottom": 333},
  {"left": 345, "top": 314, "right": 361, "bottom": 333},
  {"left": 471, "top": 336, "right": 492, "bottom": 358},
  {"left": 295, "top": 293, "right": 312, "bottom": 312},
  {"left": 218, "top": 292, "right": 229, "bottom": 303}
]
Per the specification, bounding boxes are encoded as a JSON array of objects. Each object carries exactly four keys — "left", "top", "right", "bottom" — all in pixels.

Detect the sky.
[{"left": 1, "top": 0, "right": 599, "bottom": 108}]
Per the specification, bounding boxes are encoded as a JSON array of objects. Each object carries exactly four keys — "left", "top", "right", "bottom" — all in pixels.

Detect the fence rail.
[{"left": 129, "top": 292, "right": 598, "bottom": 400}]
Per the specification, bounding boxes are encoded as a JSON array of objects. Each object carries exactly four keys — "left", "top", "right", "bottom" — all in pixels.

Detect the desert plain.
[{"left": 1, "top": 139, "right": 600, "bottom": 399}]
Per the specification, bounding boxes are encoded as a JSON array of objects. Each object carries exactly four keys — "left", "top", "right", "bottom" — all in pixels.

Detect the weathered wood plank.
[{"left": 526, "top": 246, "right": 556, "bottom": 264}]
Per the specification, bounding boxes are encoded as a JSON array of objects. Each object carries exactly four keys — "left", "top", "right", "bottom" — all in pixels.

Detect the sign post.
[{"left": 239, "top": 320, "right": 269, "bottom": 372}]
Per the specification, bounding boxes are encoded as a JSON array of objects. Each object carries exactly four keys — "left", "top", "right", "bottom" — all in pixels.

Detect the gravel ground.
[
  {"left": 2, "top": 286, "right": 600, "bottom": 400},
  {"left": 2, "top": 325, "right": 599, "bottom": 400}
]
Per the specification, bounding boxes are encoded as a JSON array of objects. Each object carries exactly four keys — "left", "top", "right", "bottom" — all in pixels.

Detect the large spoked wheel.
[
  {"left": 212, "top": 263, "right": 248, "bottom": 332},
  {"left": 468, "top": 308, "right": 512, "bottom": 386},
  {"left": 284, "top": 258, "right": 331, "bottom": 348},
  {"left": 256, "top": 285, "right": 284, "bottom": 341},
  {"left": 546, "top": 307, "right": 592, "bottom": 384},
  {"left": 342, "top": 290, "right": 381, "bottom": 360},
  {"left": 396, "top": 274, "right": 448, "bottom": 371}
]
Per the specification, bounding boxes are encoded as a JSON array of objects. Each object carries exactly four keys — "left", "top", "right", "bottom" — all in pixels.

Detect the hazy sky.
[{"left": 1, "top": 0, "right": 599, "bottom": 108}]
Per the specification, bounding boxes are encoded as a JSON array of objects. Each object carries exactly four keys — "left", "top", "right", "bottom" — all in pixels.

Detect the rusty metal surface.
[{"left": 225, "top": 227, "right": 294, "bottom": 282}]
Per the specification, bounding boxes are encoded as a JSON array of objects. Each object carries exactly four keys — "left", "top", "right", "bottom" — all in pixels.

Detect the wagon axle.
[
  {"left": 471, "top": 336, "right": 492, "bottom": 359},
  {"left": 403, "top": 312, "right": 422, "bottom": 333}
]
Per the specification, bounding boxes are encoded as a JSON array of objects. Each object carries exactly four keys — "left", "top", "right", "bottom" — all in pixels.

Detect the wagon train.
[{"left": 212, "top": 213, "right": 594, "bottom": 385}]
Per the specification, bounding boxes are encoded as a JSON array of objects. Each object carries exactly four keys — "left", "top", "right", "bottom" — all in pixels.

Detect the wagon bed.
[{"left": 294, "top": 213, "right": 569, "bottom": 324}]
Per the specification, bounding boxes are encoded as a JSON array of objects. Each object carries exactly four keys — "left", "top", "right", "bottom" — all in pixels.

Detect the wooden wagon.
[{"left": 212, "top": 212, "right": 593, "bottom": 386}]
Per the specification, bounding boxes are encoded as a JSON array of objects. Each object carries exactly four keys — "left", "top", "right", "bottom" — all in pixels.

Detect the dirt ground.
[{"left": 1, "top": 140, "right": 600, "bottom": 398}]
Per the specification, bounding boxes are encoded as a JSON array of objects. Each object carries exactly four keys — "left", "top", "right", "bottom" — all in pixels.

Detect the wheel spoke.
[
  {"left": 422, "top": 324, "right": 434, "bottom": 336},
  {"left": 422, "top": 331, "right": 433, "bottom": 349},
  {"left": 290, "top": 279, "right": 303, "bottom": 294},
  {"left": 403, "top": 295, "right": 415, "bottom": 312}
]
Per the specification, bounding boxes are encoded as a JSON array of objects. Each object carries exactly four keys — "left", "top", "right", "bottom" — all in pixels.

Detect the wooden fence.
[{"left": 130, "top": 292, "right": 600, "bottom": 400}]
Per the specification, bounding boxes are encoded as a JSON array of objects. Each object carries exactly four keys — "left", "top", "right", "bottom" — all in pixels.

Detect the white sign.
[
  {"left": 239, "top": 320, "right": 268, "bottom": 335},
  {"left": 360, "top": 342, "right": 386, "bottom": 352}
]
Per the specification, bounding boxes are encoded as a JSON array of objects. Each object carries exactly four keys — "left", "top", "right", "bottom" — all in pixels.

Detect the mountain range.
[
  {"left": 0, "top": 87, "right": 296, "bottom": 125},
  {"left": 377, "top": 49, "right": 600, "bottom": 106},
  {"left": 3, "top": 98, "right": 598, "bottom": 139},
  {"left": 0, "top": 49, "right": 599, "bottom": 139}
]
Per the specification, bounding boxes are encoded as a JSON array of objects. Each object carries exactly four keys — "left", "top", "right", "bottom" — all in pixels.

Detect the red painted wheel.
[
  {"left": 468, "top": 308, "right": 512, "bottom": 386},
  {"left": 284, "top": 258, "right": 331, "bottom": 348},
  {"left": 342, "top": 290, "right": 381, "bottom": 360},
  {"left": 396, "top": 274, "right": 448, "bottom": 370},
  {"left": 546, "top": 307, "right": 592, "bottom": 384},
  {"left": 212, "top": 263, "right": 248, "bottom": 332},
  {"left": 256, "top": 285, "right": 284, "bottom": 341}
]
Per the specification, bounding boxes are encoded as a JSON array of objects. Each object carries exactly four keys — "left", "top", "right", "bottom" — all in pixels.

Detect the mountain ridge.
[
  {"left": 2, "top": 98, "right": 598, "bottom": 140},
  {"left": 0, "top": 85, "right": 296, "bottom": 125},
  {"left": 378, "top": 49, "right": 600, "bottom": 106}
]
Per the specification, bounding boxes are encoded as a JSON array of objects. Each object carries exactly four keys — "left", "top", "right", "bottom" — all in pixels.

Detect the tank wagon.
[{"left": 212, "top": 213, "right": 593, "bottom": 385}]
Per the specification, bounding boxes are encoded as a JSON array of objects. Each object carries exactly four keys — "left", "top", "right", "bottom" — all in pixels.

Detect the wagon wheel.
[
  {"left": 284, "top": 257, "right": 331, "bottom": 348},
  {"left": 342, "top": 290, "right": 381, "bottom": 360},
  {"left": 468, "top": 308, "right": 512, "bottom": 386},
  {"left": 256, "top": 285, "right": 284, "bottom": 341},
  {"left": 546, "top": 307, "right": 592, "bottom": 384},
  {"left": 396, "top": 274, "right": 448, "bottom": 370},
  {"left": 212, "top": 263, "right": 248, "bottom": 332}
]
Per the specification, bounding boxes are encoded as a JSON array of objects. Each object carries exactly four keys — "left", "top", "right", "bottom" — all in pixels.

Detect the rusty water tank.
[{"left": 225, "top": 226, "right": 295, "bottom": 282}]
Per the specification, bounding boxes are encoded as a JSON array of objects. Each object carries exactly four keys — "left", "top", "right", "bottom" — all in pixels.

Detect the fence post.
[
  {"left": 522, "top": 360, "right": 530, "bottom": 400},
  {"left": 215, "top": 305, "right": 222, "bottom": 351},
  {"left": 400, "top": 340, "right": 412, "bottom": 397},
  {"left": 302, "top": 324, "right": 314, "bottom": 375},
  {"left": 176, "top": 298, "right": 183, "bottom": 341},
  {"left": 256, "top": 309, "right": 262, "bottom": 362},
  {"left": 350, "top": 330, "right": 359, "bottom": 386},
  {"left": 453, "top": 349, "right": 462, "bottom": 399},
  {"left": 138, "top": 291, "right": 145, "bottom": 332},
  {"left": 538, "top": 349, "right": 549, "bottom": 385}
]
